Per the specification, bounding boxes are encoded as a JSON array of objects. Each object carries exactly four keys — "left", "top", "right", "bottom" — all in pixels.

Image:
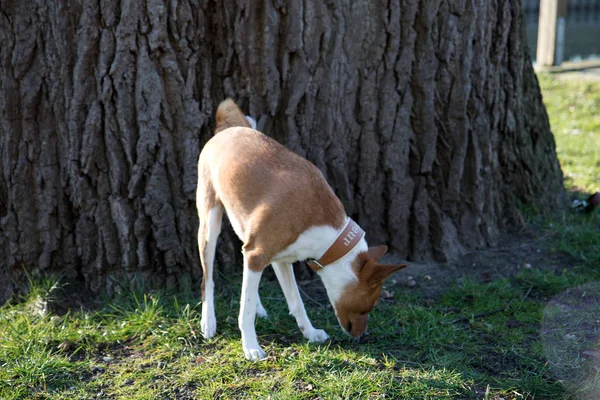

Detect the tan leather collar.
[{"left": 306, "top": 218, "right": 365, "bottom": 271}]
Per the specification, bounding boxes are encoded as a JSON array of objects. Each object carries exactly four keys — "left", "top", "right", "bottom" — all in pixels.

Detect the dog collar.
[{"left": 306, "top": 218, "right": 365, "bottom": 271}]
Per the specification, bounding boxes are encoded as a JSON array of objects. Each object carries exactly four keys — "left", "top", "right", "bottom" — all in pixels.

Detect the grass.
[
  {"left": 0, "top": 275, "right": 569, "bottom": 399},
  {"left": 1, "top": 75, "right": 599, "bottom": 399},
  {"left": 536, "top": 73, "right": 600, "bottom": 270},
  {"left": 538, "top": 73, "right": 600, "bottom": 193}
]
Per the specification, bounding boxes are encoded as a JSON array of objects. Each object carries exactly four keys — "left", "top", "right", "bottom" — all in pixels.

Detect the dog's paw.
[
  {"left": 243, "top": 345, "right": 267, "bottom": 361},
  {"left": 256, "top": 303, "right": 268, "bottom": 319},
  {"left": 304, "top": 328, "right": 329, "bottom": 343},
  {"left": 200, "top": 315, "right": 217, "bottom": 339}
]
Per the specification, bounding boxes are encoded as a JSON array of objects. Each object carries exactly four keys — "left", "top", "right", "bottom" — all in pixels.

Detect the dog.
[{"left": 196, "top": 99, "right": 407, "bottom": 360}]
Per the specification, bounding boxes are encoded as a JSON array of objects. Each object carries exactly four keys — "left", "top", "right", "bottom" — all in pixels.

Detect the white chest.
[{"left": 271, "top": 225, "right": 339, "bottom": 264}]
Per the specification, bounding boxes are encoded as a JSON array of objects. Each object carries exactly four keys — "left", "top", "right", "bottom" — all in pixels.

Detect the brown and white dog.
[{"left": 197, "top": 99, "right": 407, "bottom": 360}]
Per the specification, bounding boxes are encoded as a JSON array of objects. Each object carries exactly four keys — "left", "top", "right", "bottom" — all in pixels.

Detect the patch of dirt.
[
  {"left": 294, "top": 380, "right": 317, "bottom": 395},
  {"left": 381, "top": 231, "right": 576, "bottom": 299},
  {"left": 164, "top": 384, "right": 197, "bottom": 400}
]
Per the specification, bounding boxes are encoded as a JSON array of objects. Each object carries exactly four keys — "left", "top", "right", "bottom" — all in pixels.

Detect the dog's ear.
[
  {"left": 368, "top": 263, "right": 408, "bottom": 288},
  {"left": 367, "top": 245, "right": 388, "bottom": 262}
]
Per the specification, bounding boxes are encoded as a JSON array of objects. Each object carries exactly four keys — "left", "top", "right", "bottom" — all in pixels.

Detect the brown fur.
[
  {"left": 335, "top": 247, "right": 407, "bottom": 337},
  {"left": 199, "top": 99, "right": 345, "bottom": 273},
  {"left": 214, "top": 99, "right": 252, "bottom": 133}
]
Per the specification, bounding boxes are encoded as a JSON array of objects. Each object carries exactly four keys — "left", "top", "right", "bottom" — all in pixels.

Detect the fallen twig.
[
  {"left": 523, "top": 285, "right": 533, "bottom": 301},
  {"left": 298, "top": 287, "right": 327, "bottom": 309}
]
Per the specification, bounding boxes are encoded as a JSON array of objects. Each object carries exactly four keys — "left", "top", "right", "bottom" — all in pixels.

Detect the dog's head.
[{"left": 333, "top": 246, "right": 406, "bottom": 338}]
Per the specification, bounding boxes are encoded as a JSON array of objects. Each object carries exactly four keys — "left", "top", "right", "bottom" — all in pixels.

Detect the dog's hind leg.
[
  {"left": 199, "top": 205, "right": 223, "bottom": 339},
  {"left": 272, "top": 262, "right": 329, "bottom": 343}
]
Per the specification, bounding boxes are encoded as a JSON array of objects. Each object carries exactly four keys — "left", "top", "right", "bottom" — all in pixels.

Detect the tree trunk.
[{"left": 0, "top": 0, "right": 563, "bottom": 302}]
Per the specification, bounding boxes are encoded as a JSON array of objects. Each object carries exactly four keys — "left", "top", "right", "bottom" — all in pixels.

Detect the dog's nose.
[
  {"left": 355, "top": 330, "right": 370, "bottom": 343},
  {"left": 355, "top": 330, "right": 369, "bottom": 343}
]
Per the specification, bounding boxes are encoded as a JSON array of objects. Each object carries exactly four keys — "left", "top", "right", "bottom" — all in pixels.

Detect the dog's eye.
[{"left": 347, "top": 321, "right": 353, "bottom": 332}]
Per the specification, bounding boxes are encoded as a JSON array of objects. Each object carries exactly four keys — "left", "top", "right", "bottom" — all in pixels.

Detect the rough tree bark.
[{"left": 0, "top": 0, "right": 563, "bottom": 302}]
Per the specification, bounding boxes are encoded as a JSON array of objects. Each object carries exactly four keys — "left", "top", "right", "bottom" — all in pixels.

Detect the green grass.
[
  {"left": 0, "top": 275, "right": 572, "bottom": 399},
  {"left": 536, "top": 74, "right": 600, "bottom": 269},
  {"left": 538, "top": 74, "right": 600, "bottom": 193},
  {"left": 3, "top": 269, "right": 597, "bottom": 399},
  {"left": 1, "top": 74, "right": 599, "bottom": 399}
]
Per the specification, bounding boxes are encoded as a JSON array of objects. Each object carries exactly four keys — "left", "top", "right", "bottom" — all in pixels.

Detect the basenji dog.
[{"left": 197, "top": 99, "right": 407, "bottom": 360}]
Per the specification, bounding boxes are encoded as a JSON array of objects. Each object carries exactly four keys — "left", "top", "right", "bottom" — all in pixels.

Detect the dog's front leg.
[
  {"left": 256, "top": 293, "right": 268, "bottom": 318},
  {"left": 272, "top": 262, "right": 329, "bottom": 343},
  {"left": 239, "top": 265, "right": 266, "bottom": 360}
]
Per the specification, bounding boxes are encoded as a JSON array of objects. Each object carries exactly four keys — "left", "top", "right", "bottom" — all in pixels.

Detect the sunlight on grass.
[
  {"left": 0, "top": 277, "right": 572, "bottom": 399},
  {"left": 538, "top": 74, "right": 600, "bottom": 193},
  {"left": 541, "top": 282, "right": 600, "bottom": 400}
]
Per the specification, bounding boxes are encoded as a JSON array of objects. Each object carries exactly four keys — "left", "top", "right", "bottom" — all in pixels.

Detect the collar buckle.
[{"left": 307, "top": 259, "right": 325, "bottom": 271}]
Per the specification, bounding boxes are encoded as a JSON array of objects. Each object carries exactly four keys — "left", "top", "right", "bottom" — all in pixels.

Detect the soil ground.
[{"left": 384, "top": 231, "right": 575, "bottom": 299}]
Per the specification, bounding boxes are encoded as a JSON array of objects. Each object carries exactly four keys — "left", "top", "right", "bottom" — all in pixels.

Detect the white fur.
[
  {"left": 200, "top": 207, "right": 223, "bottom": 339},
  {"left": 272, "top": 221, "right": 367, "bottom": 328},
  {"left": 317, "top": 237, "right": 366, "bottom": 307},
  {"left": 245, "top": 115, "right": 257, "bottom": 130},
  {"left": 272, "top": 225, "right": 339, "bottom": 264},
  {"left": 256, "top": 293, "right": 268, "bottom": 318},
  {"left": 272, "top": 262, "right": 329, "bottom": 342},
  {"left": 239, "top": 268, "right": 266, "bottom": 360}
]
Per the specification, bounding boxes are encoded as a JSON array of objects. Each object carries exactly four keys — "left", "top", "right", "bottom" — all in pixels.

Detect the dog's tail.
[{"left": 215, "top": 98, "right": 256, "bottom": 134}]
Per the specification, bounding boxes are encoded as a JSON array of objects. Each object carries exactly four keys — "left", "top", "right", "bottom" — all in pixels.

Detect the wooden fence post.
[{"left": 537, "top": 0, "right": 568, "bottom": 66}]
